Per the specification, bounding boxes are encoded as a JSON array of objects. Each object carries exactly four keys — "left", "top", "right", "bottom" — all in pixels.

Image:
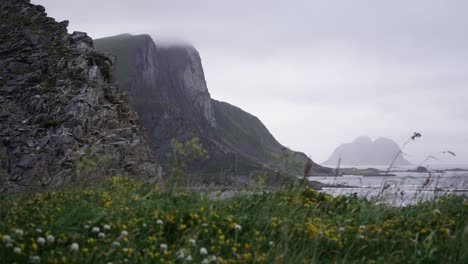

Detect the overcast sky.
[{"left": 32, "top": 0, "right": 468, "bottom": 165}]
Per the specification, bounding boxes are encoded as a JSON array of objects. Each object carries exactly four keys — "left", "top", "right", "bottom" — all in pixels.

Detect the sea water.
[{"left": 309, "top": 165, "right": 468, "bottom": 206}]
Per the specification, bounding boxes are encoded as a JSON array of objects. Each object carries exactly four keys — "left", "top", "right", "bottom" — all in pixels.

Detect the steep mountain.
[
  {"left": 323, "top": 136, "right": 412, "bottom": 166},
  {"left": 0, "top": 1, "right": 161, "bottom": 193},
  {"left": 94, "top": 34, "right": 331, "bottom": 177}
]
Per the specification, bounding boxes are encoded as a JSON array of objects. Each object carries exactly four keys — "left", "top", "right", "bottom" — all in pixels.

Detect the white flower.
[
  {"left": 156, "top": 219, "right": 164, "bottom": 225},
  {"left": 269, "top": 241, "right": 275, "bottom": 247},
  {"left": 120, "top": 230, "right": 129, "bottom": 237},
  {"left": 112, "top": 241, "right": 121, "bottom": 247},
  {"left": 2, "top": 234, "right": 11, "bottom": 243},
  {"left": 70, "top": 242, "right": 79, "bottom": 252},
  {"left": 338, "top": 227, "right": 345, "bottom": 233},
  {"left": 37, "top": 237, "right": 46, "bottom": 245},
  {"left": 13, "top": 246, "right": 21, "bottom": 254},
  {"left": 47, "top": 235, "right": 55, "bottom": 244},
  {"left": 185, "top": 255, "right": 193, "bottom": 261},
  {"left": 36, "top": 228, "right": 43, "bottom": 233},
  {"left": 202, "top": 223, "right": 208, "bottom": 227},
  {"left": 30, "top": 255, "right": 41, "bottom": 263},
  {"left": 188, "top": 238, "right": 196, "bottom": 246},
  {"left": 15, "top": 228, "right": 24, "bottom": 237},
  {"left": 103, "top": 224, "right": 111, "bottom": 231},
  {"left": 434, "top": 209, "right": 441, "bottom": 215},
  {"left": 234, "top": 224, "right": 242, "bottom": 231},
  {"left": 358, "top": 235, "right": 365, "bottom": 239},
  {"left": 98, "top": 232, "right": 105, "bottom": 239},
  {"left": 200, "top": 247, "right": 208, "bottom": 255},
  {"left": 6, "top": 242, "right": 13, "bottom": 248},
  {"left": 176, "top": 249, "right": 185, "bottom": 259},
  {"left": 202, "top": 258, "right": 209, "bottom": 264},
  {"left": 92, "top": 227, "right": 100, "bottom": 233},
  {"left": 359, "top": 225, "right": 366, "bottom": 229},
  {"left": 160, "top": 243, "right": 168, "bottom": 251},
  {"left": 84, "top": 225, "right": 90, "bottom": 229},
  {"left": 210, "top": 255, "right": 217, "bottom": 262}
]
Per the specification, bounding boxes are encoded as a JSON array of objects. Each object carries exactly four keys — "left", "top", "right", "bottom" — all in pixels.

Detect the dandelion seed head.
[
  {"left": 2, "top": 234, "right": 11, "bottom": 243},
  {"left": 46, "top": 235, "right": 55, "bottom": 244},
  {"left": 70, "top": 242, "right": 79, "bottom": 252},
  {"left": 176, "top": 249, "right": 185, "bottom": 259},
  {"left": 37, "top": 237, "right": 46, "bottom": 245},
  {"left": 15, "top": 228, "right": 24, "bottom": 237},
  {"left": 30, "top": 255, "right": 40, "bottom": 263},
  {"left": 188, "top": 238, "right": 196, "bottom": 246},
  {"left": 160, "top": 243, "right": 168, "bottom": 251},
  {"left": 13, "top": 246, "right": 21, "bottom": 254},
  {"left": 200, "top": 247, "right": 208, "bottom": 255}
]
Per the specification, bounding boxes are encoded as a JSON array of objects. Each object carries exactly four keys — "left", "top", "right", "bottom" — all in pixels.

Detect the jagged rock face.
[
  {"left": 157, "top": 46, "right": 216, "bottom": 128},
  {"left": 323, "top": 136, "right": 412, "bottom": 166},
  {"left": 0, "top": 0, "right": 161, "bottom": 193},
  {"left": 95, "top": 35, "right": 218, "bottom": 167}
]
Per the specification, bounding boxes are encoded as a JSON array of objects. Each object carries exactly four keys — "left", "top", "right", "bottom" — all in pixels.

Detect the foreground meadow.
[{"left": 0, "top": 177, "right": 467, "bottom": 263}]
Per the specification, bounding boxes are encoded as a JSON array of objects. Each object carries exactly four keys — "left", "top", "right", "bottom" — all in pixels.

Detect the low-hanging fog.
[{"left": 32, "top": 0, "right": 468, "bottom": 165}]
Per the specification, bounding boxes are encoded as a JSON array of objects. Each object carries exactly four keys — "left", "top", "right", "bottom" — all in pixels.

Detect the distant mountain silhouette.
[{"left": 323, "top": 136, "right": 412, "bottom": 166}]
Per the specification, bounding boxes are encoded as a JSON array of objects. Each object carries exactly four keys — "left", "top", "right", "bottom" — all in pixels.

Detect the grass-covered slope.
[
  {"left": 0, "top": 177, "right": 466, "bottom": 263},
  {"left": 212, "top": 100, "right": 331, "bottom": 175},
  {"left": 212, "top": 99, "right": 286, "bottom": 162}
]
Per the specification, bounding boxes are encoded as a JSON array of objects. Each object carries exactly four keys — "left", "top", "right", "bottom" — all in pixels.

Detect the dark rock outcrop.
[
  {"left": 0, "top": 0, "right": 161, "bottom": 193},
  {"left": 94, "top": 34, "right": 332, "bottom": 177},
  {"left": 323, "top": 136, "right": 412, "bottom": 166}
]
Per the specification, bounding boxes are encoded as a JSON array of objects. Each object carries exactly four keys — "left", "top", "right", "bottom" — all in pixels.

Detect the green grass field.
[{"left": 1, "top": 177, "right": 467, "bottom": 263}]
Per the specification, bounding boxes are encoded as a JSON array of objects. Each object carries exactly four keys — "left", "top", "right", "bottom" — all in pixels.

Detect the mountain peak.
[
  {"left": 323, "top": 136, "right": 411, "bottom": 166},
  {"left": 353, "top": 136, "right": 372, "bottom": 144},
  {"left": 94, "top": 34, "right": 331, "bottom": 176}
]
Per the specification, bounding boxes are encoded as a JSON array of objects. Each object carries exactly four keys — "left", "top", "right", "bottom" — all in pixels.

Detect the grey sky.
[{"left": 32, "top": 0, "right": 468, "bottom": 165}]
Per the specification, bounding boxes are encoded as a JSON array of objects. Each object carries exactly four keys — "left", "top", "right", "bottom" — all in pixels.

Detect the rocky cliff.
[
  {"left": 323, "top": 136, "right": 412, "bottom": 166},
  {"left": 0, "top": 0, "right": 161, "bottom": 193},
  {"left": 94, "top": 34, "right": 332, "bottom": 177}
]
